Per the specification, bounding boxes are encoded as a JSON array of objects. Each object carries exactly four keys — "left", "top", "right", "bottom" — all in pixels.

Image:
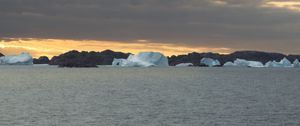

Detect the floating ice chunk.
[
  {"left": 265, "top": 57, "right": 293, "bottom": 68},
  {"left": 233, "top": 59, "right": 250, "bottom": 67},
  {"left": 280, "top": 57, "right": 292, "bottom": 67},
  {"left": 175, "top": 63, "right": 193, "bottom": 67},
  {"left": 234, "top": 59, "right": 264, "bottom": 67},
  {"left": 223, "top": 61, "right": 235, "bottom": 67},
  {"left": 224, "top": 59, "right": 264, "bottom": 67},
  {"left": 293, "top": 59, "right": 299, "bottom": 68},
  {"left": 265, "top": 61, "right": 276, "bottom": 67},
  {"left": 200, "top": 58, "right": 220, "bottom": 67},
  {"left": 112, "top": 58, "right": 137, "bottom": 67},
  {"left": 265, "top": 61, "right": 283, "bottom": 68},
  {"left": 247, "top": 61, "right": 264, "bottom": 68},
  {"left": 128, "top": 52, "right": 169, "bottom": 67},
  {"left": 0, "top": 53, "right": 33, "bottom": 65},
  {"left": 112, "top": 52, "right": 169, "bottom": 67}
]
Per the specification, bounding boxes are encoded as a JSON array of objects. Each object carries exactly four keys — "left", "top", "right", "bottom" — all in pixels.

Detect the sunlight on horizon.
[
  {"left": 0, "top": 38, "right": 232, "bottom": 58},
  {"left": 263, "top": 1, "right": 300, "bottom": 12}
]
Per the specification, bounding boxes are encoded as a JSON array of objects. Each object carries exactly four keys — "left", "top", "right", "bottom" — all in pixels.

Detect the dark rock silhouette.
[
  {"left": 33, "top": 56, "right": 50, "bottom": 64},
  {"left": 168, "top": 52, "right": 224, "bottom": 66},
  {"left": 287, "top": 55, "right": 300, "bottom": 62},
  {"left": 3, "top": 50, "right": 298, "bottom": 67},
  {"left": 169, "top": 51, "right": 300, "bottom": 66},
  {"left": 225, "top": 51, "right": 286, "bottom": 64},
  {"left": 0, "top": 53, "right": 3, "bottom": 57},
  {"left": 49, "top": 50, "right": 130, "bottom": 67}
]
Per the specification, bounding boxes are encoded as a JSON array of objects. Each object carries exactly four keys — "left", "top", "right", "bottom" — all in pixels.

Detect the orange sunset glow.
[
  {"left": 0, "top": 38, "right": 232, "bottom": 58},
  {"left": 263, "top": 1, "right": 300, "bottom": 12}
]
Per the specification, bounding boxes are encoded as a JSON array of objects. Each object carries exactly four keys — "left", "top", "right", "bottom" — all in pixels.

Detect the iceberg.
[
  {"left": 200, "top": 58, "right": 220, "bottom": 67},
  {"left": 175, "top": 63, "right": 193, "bottom": 67},
  {"left": 112, "top": 58, "right": 135, "bottom": 67},
  {"left": 293, "top": 59, "right": 300, "bottom": 68},
  {"left": 232, "top": 59, "right": 249, "bottom": 67},
  {"left": 223, "top": 59, "right": 264, "bottom": 67},
  {"left": 265, "top": 57, "right": 293, "bottom": 68},
  {"left": 0, "top": 53, "right": 33, "bottom": 65},
  {"left": 223, "top": 61, "right": 235, "bottom": 67},
  {"left": 235, "top": 59, "right": 264, "bottom": 67},
  {"left": 247, "top": 61, "right": 265, "bottom": 68},
  {"left": 265, "top": 61, "right": 277, "bottom": 67},
  {"left": 280, "top": 57, "right": 292, "bottom": 67},
  {"left": 112, "top": 52, "right": 169, "bottom": 67}
]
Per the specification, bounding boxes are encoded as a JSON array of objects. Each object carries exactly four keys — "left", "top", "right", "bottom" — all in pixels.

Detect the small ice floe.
[
  {"left": 223, "top": 59, "right": 264, "bottom": 68},
  {"left": 265, "top": 57, "right": 293, "bottom": 68},
  {"left": 175, "top": 63, "right": 194, "bottom": 67}
]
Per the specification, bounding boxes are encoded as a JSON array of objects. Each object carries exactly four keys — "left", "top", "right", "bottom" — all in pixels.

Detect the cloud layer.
[{"left": 1, "top": 0, "right": 300, "bottom": 54}]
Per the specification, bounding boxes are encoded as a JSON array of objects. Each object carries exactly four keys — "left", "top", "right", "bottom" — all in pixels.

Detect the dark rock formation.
[
  {"left": 0, "top": 53, "right": 3, "bottom": 57},
  {"left": 287, "top": 55, "right": 300, "bottom": 62},
  {"left": 168, "top": 51, "right": 300, "bottom": 66},
  {"left": 168, "top": 52, "right": 224, "bottom": 66},
  {"left": 44, "top": 50, "right": 300, "bottom": 67},
  {"left": 33, "top": 56, "right": 50, "bottom": 64},
  {"left": 224, "top": 51, "right": 286, "bottom": 64},
  {"left": 49, "top": 50, "right": 130, "bottom": 67}
]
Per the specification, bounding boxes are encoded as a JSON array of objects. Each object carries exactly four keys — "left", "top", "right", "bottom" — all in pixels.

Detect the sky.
[{"left": 1, "top": 0, "right": 300, "bottom": 58}]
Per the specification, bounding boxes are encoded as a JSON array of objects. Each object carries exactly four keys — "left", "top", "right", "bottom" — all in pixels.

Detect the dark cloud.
[{"left": 1, "top": 0, "right": 300, "bottom": 53}]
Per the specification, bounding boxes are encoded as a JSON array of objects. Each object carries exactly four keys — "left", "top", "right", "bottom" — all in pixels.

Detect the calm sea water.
[{"left": 0, "top": 66, "right": 300, "bottom": 126}]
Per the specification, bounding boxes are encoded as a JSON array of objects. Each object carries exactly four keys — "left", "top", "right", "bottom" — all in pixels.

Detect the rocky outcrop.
[
  {"left": 33, "top": 56, "right": 50, "bottom": 64},
  {"left": 8, "top": 50, "right": 298, "bottom": 67},
  {"left": 49, "top": 50, "right": 130, "bottom": 67},
  {"left": 168, "top": 52, "right": 223, "bottom": 66},
  {"left": 168, "top": 51, "right": 300, "bottom": 66}
]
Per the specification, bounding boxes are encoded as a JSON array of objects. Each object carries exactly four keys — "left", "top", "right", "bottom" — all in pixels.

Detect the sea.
[{"left": 0, "top": 66, "right": 300, "bottom": 126}]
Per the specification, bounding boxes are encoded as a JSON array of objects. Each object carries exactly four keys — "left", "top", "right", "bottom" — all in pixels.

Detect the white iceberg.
[
  {"left": 223, "top": 59, "right": 264, "bottom": 68},
  {"left": 200, "top": 58, "right": 220, "bottom": 67},
  {"left": 0, "top": 53, "right": 33, "bottom": 65},
  {"left": 265, "top": 61, "right": 277, "bottom": 67},
  {"left": 293, "top": 59, "right": 300, "bottom": 68},
  {"left": 223, "top": 61, "right": 235, "bottom": 67},
  {"left": 112, "top": 52, "right": 169, "bottom": 67},
  {"left": 232, "top": 59, "right": 250, "bottom": 67},
  {"left": 280, "top": 57, "right": 292, "bottom": 67},
  {"left": 112, "top": 59, "right": 135, "bottom": 67},
  {"left": 247, "top": 61, "right": 265, "bottom": 68},
  {"left": 175, "top": 63, "right": 193, "bottom": 67},
  {"left": 265, "top": 57, "right": 293, "bottom": 68},
  {"left": 236, "top": 59, "right": 264, "bottom": 67}
]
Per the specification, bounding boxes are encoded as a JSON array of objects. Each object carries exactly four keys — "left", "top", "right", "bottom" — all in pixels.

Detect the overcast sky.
[{"left": 1, "top": 0, "right": 300, "bottom": 54}]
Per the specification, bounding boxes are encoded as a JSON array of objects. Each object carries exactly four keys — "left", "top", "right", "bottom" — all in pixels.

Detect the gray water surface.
[{"left": 0, "top": 66, "right": 300, "bottom": 126}]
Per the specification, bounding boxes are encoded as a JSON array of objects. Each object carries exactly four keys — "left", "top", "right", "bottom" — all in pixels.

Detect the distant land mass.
[
  {"left": 168, "top": 51, "right": 300, "bottom": 66},
  {"left": 49, "top": 50, "right": 130, "bottom": 67},
  {"left": 1, "top": 50, "right": 300, "bottom": 67}
]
